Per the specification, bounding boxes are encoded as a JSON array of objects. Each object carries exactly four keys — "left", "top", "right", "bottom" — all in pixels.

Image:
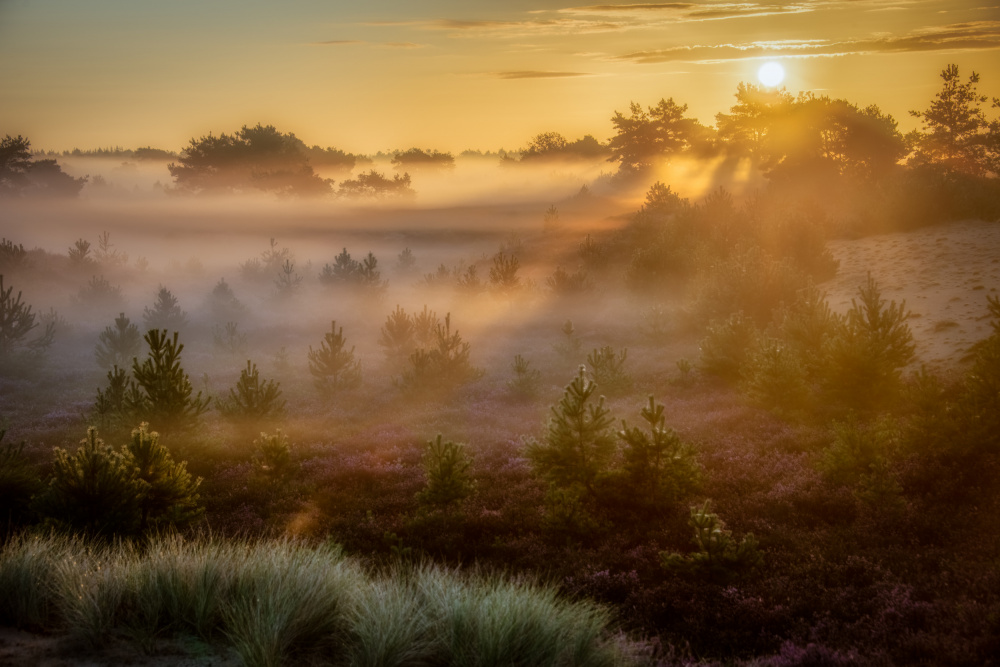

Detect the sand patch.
[{"left": 822, "top": 219, "right": 1000, "bottom": 373}]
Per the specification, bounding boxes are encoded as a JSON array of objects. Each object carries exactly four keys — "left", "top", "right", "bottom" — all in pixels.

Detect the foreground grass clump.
[{"left": 0, "top": 533, "right": 630, "bottom": 667}]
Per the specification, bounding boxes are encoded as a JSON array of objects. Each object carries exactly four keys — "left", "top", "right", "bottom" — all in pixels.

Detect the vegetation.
[
  {"left": 307, "top": 321, "right": 362, "bottom": 395},
  {"left": 216, "top": 360, "right": 285, "bottom": 421},
  {"left": 95, "top": 312, "right": 141, "bottom": 369}
]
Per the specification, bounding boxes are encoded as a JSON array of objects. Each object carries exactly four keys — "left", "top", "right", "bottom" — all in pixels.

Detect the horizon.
[{"left": 2, "top": 0, "right": 998, "bottom": 155}]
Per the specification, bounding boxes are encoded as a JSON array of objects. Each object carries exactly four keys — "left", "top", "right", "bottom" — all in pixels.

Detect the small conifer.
[
  {"left": 308, "top": 320, "right": 362, "bottom": 394},
  {"left": 143, "top": 287, "right": 188, "bottom": 332},
  {"left": 417, "top": 435, "right": 475, "bottom": 508},
  {"left": 95, "top": 312, "right": 141, "bottom": 369},
  {"left": 216, "top": 360, "right": 285, "bottom": 421}
]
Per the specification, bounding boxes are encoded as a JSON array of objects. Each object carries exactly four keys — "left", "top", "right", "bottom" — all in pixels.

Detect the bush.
[
  {"left": 700, "top": 311, "right": 760, "bottom": 381},
  {"left": 0, "top": 273, "right": 54, "bottom": 367},
  {"left": 0, "top": 428, "right": 42, "bottom": 535},
  {"left": 38, "top": 424, "right": 202, "bottom": 539},
  {"left": 398, "top": 313, "right": 481, "bottom": 393},
  {"left": 142, "top": 286, "right": 188, "bottom": 333},
  {"left": 417, "top": 435, "right": 475, "bottom": 509},
  {"left": 212, "top": 321, "right": 248, "bottom": 356},
  {"left": 526, "top": 366, "right": 616, "bottom": 499},
  {"left": 822, "top": 274, "right": 915, "bottom": 411},
  {"left": 216, "top": 360, "right": 285, "bottom": 421},
  {"left": 307, "top": 320, "right": 362, "bottom": 395},
  {"left": 660, "top": 501, "right": 762, "bottom": 582},
  {"left": 379, "top": 305, "right": 416, "bottom": 367},
  {"left": 95, "top": 312, "right": 141, "bottom": 369},
  {"left": 507, "top": 354, "right": 543, "bottom": 400},
  {"left": 587, "top": 346, "right": 632, "bottom": 394},
  {"left": 130, "top": 329, "right": 211, "bottom": 430},
  {"left": 252, "top": 430, "right": 295, "bottom": 482}
]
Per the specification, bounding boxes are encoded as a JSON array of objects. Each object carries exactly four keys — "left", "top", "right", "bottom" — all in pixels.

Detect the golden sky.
[{"left": 1, "top": 0, "right": 998, "bottom": 154}]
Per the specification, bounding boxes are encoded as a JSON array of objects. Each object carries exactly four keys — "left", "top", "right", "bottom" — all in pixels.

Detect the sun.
[{"left": 757, "top": 61, "right": 785, "bottom": 87}]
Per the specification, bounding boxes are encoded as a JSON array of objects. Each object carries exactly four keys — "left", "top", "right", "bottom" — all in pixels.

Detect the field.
[{"left": 2, "top": 157, "right": 1000, "bottom": 666}]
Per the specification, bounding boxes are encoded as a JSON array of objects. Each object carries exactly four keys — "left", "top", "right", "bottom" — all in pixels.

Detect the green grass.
[{"left": 0, "top": 533, "right": 630, "bottom": 666}]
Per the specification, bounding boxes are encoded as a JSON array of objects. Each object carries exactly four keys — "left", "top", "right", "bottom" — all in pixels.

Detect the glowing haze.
[{"left": 1, "top": 0, "right": 998, "bottom": 153}]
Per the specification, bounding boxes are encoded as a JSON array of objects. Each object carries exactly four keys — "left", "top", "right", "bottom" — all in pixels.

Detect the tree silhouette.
[
  {"left": 1, "top": 135, "right": 86, "bottom": 197},
  {"left": 909, "top": 64, "right": 994, "bottom": 176},
  {"left": 168, "top": 123, "right": 333, "bottom": 196},
  {"left": 609, "top": 98, "right": 709, "bottom": 174}
]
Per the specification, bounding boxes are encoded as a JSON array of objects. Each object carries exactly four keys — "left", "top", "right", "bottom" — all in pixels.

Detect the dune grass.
[{"left": 0, "top": 533, "right": 630, "bottom": 666}]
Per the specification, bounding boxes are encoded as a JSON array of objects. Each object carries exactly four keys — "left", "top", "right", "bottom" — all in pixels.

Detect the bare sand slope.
[{"left": 823, "top": 219, "right": 1000, "bottom": 373}]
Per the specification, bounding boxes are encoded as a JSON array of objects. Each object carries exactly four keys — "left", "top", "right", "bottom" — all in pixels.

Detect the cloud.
[
  {"left": 311, "top": 39, "right": 364, "bottom": 46},
  {"left": 492, "top": 70, "right": 593, "bottom": 79},
  {"left": 559, "top": 2, "right": 814, "bottom": 21},
  {"left": 381, "top": 42, "right": 424, "bottom": 48},
  {"left": 393, "top": 17, "right": 628, "bottom": 37},
  {"left": 610, "top": 20, "right": 1000, "bottom": 63}
]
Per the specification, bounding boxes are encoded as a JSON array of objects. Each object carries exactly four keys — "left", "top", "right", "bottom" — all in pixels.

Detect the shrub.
[
  {"left": 95, "top": 312, "right": 141, "bottom": 369},
  {"left": 74, "top": 275, "right": 125, "bottom": 310},
  {"left": 212, "top": 321, "right": 248, "bottom": 355},
  {"left": 660, "top": 501, "right": 762, "bottom": 582},
  {"left": 0, "top": 238, "right": 29, "bottom": 272},
  {"left": 142, "top": 286, "right": 188, "bottom": 332},
  {"left": 526, "top": 366, "right": 616, "bottom": 499},
  {"left": 699, "top": 311, "right": 760, "bottom": 381},
  {"left": 38, "top": 427, "right": 144, "bottom": 537},
  {"left": 252, "top": 430, "right": 295, "bottom": 481},
  {"left": 554, "top": 319, "right": 583, "bottom": 362},
  {"left": 740, "top": 337, "right": 811, "bottom": 415},
  {"left": 307, "top": 320, "right": 362, "bottom": 395},
  {"left": 822, "top": 274, "right": 915, "bottom": 411},
  {"left": 68, "top": 238, "right": 93, "bottom": 265},
  {"left": 216, "top": 360, "right": 285, "bottom": 421},
  {"left": 273, "top": 259, "right": 302, "bottom": 296},
  {"left": 489, "top": 251, "right": 521, "bottom": 298},
  {"left": 417, "top": 435, "right": 475, "bottom": 509},
  {"left": 207, "top": 278, "right": 247, "bottom": 322},
  {"left": 379, "top": 305, "right": 416, "bottom": 367},
  {"left": 546, "top": 266, "right": 592, "bottom": 295},
  {"left": 130, "top": 329, "right": 211, "bottom": 430},
  {"left": 820, "top": 415, "right": 901, "bottom": 487},
  {"left": 0, "top": 273, "right": 54, "bottom": 366},
  {"left": 0, "top": 428, "right": 42, "bottom": 535},
  {"left": 587, "top": 346, "right": 632, "bottom": 394},
  {"left": 121, "top": 422, "right": 203, "bottom": 534},
  {"left": 507, "top": 354, "right": 543, "bottom": 399},
  {"left": 614, "top": 396, "right": 699, "bottom": 513},
  {"left": 398, "top": 313, "right": 481, "bottom": 393}
]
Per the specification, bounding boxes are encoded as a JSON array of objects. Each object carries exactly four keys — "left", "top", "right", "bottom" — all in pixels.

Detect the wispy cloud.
[
  {"left": 492, "top": 70, "right": 593, "bottom": 79},
  {"left": 382, "top": 42, "right": 423, "bottom": 48},
  {"left": 610, "top": 20, "right": 1000, "bottom": 63},
  {"left": 559, "top": 1, "right": 814, "bottom": 22},
  {"left": 311, "top": 39, "right": 364, "bottom": 45},
  {"left": 374, "top": 17, "right": 627, "bottom": 37}
]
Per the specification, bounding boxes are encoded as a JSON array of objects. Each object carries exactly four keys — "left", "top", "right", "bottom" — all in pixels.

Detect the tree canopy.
[
  {"left": 168, "top": 124, "right": 337, "bottom": 196},
  {"left": 1, "top": 134, "right": 87, "bottom": 198}
]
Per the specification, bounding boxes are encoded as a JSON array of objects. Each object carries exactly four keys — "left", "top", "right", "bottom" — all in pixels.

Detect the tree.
[
  {"left": 823, "top": 274, "right": 915, "bottom": 410},
  {"left": 143, "top": 287, "right": 188, "bottom": 333},
  {"left": 909, "top": 64, "right": 993, "bottom": 176},
  {"left": 337, "top": 170, "right": 414, "bottom": 199},
  {"left": 379, "top": 305, "right": 416, "bottom": 367},
  {"left": 307, "top": 321, "right": 362, "bottom": 394},
  {"left": 609, "top": 98, "right": 708, "bottom": 174},
  {"left": 39, "top": 427, "right": 143, "bottom": 537},
  {"left": 488, "top": 252, "right": 521, "bottom": 298},
  {"left": 526, "top": 366, "right": 616, "bottom": 498},
  {"left": 1, "top": 134, "right": 86, "bottom": 197},
  {"left": 417, "top": 435, "right": 475, "bottom": 508},
  {"left": 616, "top": 396, "right": 699, "bottom": 511},
  {"left": 0, "top": 274, "right": 54, "bottom": 366},
  {"left": 391, "top": 148, "right": 455, "bottom": 169},
  {"left": 121, "top": 422, "right": 203, "bottom": 534},
  {"left": 95, "top": 312, "right": 142, "bottom": 369},
  {"left": 168, "top": 123, "right": 332, "bottom": 196},
  {"left": 398, "top": 313, "right": 480, "bottom": 392},
  {"left": 216, "top": 360, "right": 285, "bottom": 421},
  {"left": 130, "top": 329, "right": 211, "bottom": 430}
]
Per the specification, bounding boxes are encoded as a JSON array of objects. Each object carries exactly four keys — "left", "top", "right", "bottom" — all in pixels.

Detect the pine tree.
[
  {"left": 143, "top": 287, "right": 188, "bottom": 332},
  {"left": 252, "top": 430, "right": 294, "bottom": 481},
  {"left": 39, "top": 427, "right": 143, "bottom": 537},
  {"left": 417, "top": 434, "right": 475, "bottom": 508},
  {"left": 307, "top": 320, "right": 362, "bottom": 394},
  {"left": 216, "top": 359, "right": 285, "bottom": 421},
  {"left": 131, "top": 329, "right": 211, "bottom": 430},
  {"left": 207, "top": 278, "right": 247, "bottom": 322},
  {"left": 554, "top": 319, "right": 583, "bottom": 362},
  {"left": 95, "top": 312, "right": 141, "bottom": 369},
  {"left": 909, "top": 64, "right": 992, "bottom": 175},
  {"left": 412, "top": 305, "right": 441, "bottom": 348},
  {"left": 0, "top": 274, "right": 54, "bottom": 364},
  {"left": 398, "top": 313, "right": 481, "bottom": 392},
  {"left": 526, "top": 366, "right": 616, "bottom": 497},
  {"left": 617, "top": 396, "right": 699, "bottom": 511},
  {"left": 823, "top": 274, "right": 915, "bottom": 410},
  {"left": 379, "top": 305, "right": 416, "bottom": 366},
  {"left": 660, "top": 501, "right": 762, "bottom": 582},
  {"left": 507, "top": 354, "right": 542, "bottom": 399},
  {"left": 587, "top": 345, "right": 632, "bottom": 393},
  {"left": 489, "top": 251, "right": 521, "bottom": 298},
  {"left": 121, "top": 422, "right": 203, "bottom": 533}
]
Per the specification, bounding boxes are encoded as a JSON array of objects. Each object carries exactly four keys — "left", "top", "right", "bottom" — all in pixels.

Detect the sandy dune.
[{"left": 823, "top": 219, "right": 1000, "bottom": 373}]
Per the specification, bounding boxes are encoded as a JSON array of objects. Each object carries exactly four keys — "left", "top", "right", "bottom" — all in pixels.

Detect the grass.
[{"left": 0, "top": 533, "right": 630, "bottom": 666}]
